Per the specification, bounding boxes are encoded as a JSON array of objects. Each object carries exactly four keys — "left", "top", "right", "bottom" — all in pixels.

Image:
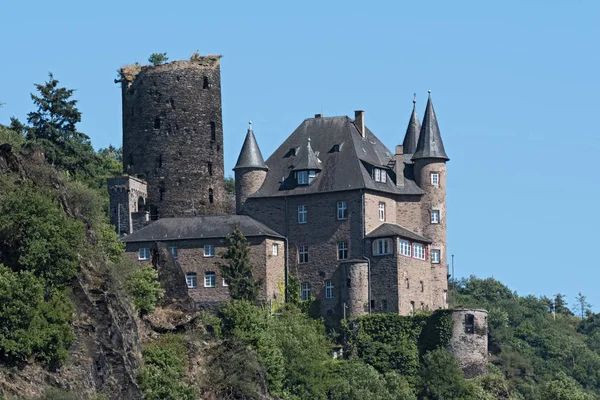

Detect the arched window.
[
  {"left": 210, "top": 122, "right": 216, "bottom": 141},
  {"left": 137, "top": 196, "right": 145, "bottom": 212},
  {"left": 203, "top": 76, "right": 209, "bottom": 89},
  {"left": 209, "top": 188, "right": 214, "bottom": 204}
]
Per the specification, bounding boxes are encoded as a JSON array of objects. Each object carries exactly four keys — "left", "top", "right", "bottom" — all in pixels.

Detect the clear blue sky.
[{"left": 2, "top": 1, "right": 599, "bottom": 310}]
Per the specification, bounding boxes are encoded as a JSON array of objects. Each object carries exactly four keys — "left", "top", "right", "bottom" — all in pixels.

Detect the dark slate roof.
[
  {"left": 366, "top": 223, "right": 432, "bottom": 243},
  {"left": 249, "top": 116, "right": 424, "bottom": 198},
  {"left": 121, "top": 215, "right": 284, "bottom": 243},
  {"left": 402, "top": 102, "right": 421, "bottom": 155},
  {"left": 412, "top": 95, "right": 449, "bottom": 161},
  {"left": 233, "top": 124, "right": 268, "bottom": 170},
  {"left": 292, "top": 139, "right": 322, "bottom": 171}
]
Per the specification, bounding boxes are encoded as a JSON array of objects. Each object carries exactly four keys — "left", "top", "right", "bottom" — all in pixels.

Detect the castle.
[{"left": 108, "top": 56, "right": 487, "bottom": 376}]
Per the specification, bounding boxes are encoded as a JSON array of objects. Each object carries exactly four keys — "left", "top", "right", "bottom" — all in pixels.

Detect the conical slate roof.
[
  {"left": 412, "top": 94, "right": 449, "bottom": 161},
  {"left": 233, "top": 123, "right": 268, "bottom": 170},
  {"left": 292, "top": 138, "right": 321, "bottom": 171},
  {"left": 402, "top": 101, "right": 421, "bottom": 154}
]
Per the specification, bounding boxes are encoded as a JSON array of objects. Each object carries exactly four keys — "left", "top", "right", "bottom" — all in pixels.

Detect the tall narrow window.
[
  {"left": 431, "top": 249, "right": 441, "bottom": 264},
  {"left": 378, "top": 202, "right": 385, "bottom": 221},
  {"left": 204, "top": 244, "right": 215, "bottom": 257},
  {"left": 431, "top": 210, "right": 440, "bottom": 224},
  {"left": 337, "top": 201, "right": 347, "bottom": 220},
  {"left": 209, "top": 188, "right": 214, "bottom": 204},
  {"left": 186, "top": 272, "right": 197, "bottom": 288},
  {"left": 154, "top": 116, "right": 160, "bottom": 129},
  {"left": 374, "top": 168, "right": 381, "bottom": 182},
  {"left": 444, "top": 290, "right": 448, "bottom": 304},
  {"left": 413, "top": 243, "right": 425, "bottom": 260},
  {"left": 297, "top": 171, "right": 308, "bottom": 185},
  {"left": 203, "top": 76, "right": 209, "bottom": 89},
  {"left": 170, "top": 247, "right": 178, "bottom": 259},
  {"left": 298, "top": 205, "right": 307, "bottom": 224},
  {"left": 158, "top": 153, "right": 163, "bottom": 168},
  {"left": 337, "top": 241, "right": 348, "bottom": 260},
  {"left": 272, "top": 243, "right": 278, "bottom": 256},
  {"left": 207, "top": 162, "right": 213, "bottom": 176},
  {"left": 325, "top": 280, "right": 334, "bottom": 299},
  {"left": 409, "top": 301, "right": 415, "bottom": 316},
  {"left": 405, "top": 278, "right": 410, "bottom": 289},
  {"left": 301, "top": 283, "right": 311, "bottom": 301},
  {"left": 465, "top": 314, "right": 475, "bottom": 334},
  {"left": 420, "top": 281, "right": 424, "bottom": 292},
  {"left": 399, "top": 239, "right": 411, "bottom": 256},
  {"left": 204, "top": 272, "right": 216, "bottom": 288},
  {"left": 431, "top": 173, "right": 440, "bottom": 185},
  {"left": 298, "top": 245, "right": 309, "bottom": 263},
  {"left": 210, "top": 121, "right": 216, "bottom": 141}
]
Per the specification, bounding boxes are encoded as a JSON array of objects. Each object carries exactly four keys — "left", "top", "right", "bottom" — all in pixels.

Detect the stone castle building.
[{"left": 110, "top": 56, "right": 451, "bottom": 320}]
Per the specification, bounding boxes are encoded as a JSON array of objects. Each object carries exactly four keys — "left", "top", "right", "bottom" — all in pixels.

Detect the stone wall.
[
  {"left": 448, "top": 309, "right": 488, "bottom": 378},
  {"left": 342, "top": 261, "right": 369, "bottom": 317},
  {"left": 364, "top": 191, "right": 397, "bottom": 234},
  {"left": 235, "top": 168, "right": 267, "bottom": 214},
  {"left": 107, "top": 175, "right": 148, "bottom": 235},
  {"left": 121, "top": 58, "right": 226, "bottom": 219}
]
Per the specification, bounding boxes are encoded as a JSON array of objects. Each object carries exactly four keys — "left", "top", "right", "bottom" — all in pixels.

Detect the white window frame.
[
  {"left": 186, "top": 272, "right": 197, "bottom": 288},
  {"left": 399, "top": 239, "right": 411, "bottom": 257},
  {"left": 204, "top": 272, "right": 216, "bottom": 288},
  {"left": 431, "top": 210, "right": 440, "bottom": 224},
  {"left": 337, "top": 201, "right": 347, "bottom": 220},
  {"left": 381, "top": 170, "right": 387, "bottom": 183},
  {"left": 170, "top": 247, "right": 178, "bottom": 259},
  {"left": 204, "top": 244, "right": 215, "bottom": 257},
  {"left": 301, "top": 282, "right": 311, "bottom": 301},
  {"left": 222, "top": 278, "right": 228, "bottom": 287},
  {"left": 374, "top": 168, "right": 381, "bottom": 182},
  {"left": 298, "top": 205, "right": 307, "bottom": 224},
  {"left": 431, "top": 249, "right": 441, "bottom": 264},
  {"left": 308, "top": 170, "right": 316, "bottom": 179},
  {"left": 431, "top": 173, "right": 440, "bottom": 186},
  {"left": 337, "top": 241, "right": 348, "bottom": 260},
  {"left": 298, "top": 245, "right": 309, "bottom": 263},
  {"left": 297, "top": 170, "right": 308, "bottom": 185},
  {"left": 378, "top": 202, "right": 385, "bottom": 221},
  {"left": 325, "top": 280, "right": 334, "bottom": 299},
  {"left": 413, "top": 243, "right": 425, "bottom": 260},
  {"left": 372, "top": 238, "right": 392, "bottom": 256},
  {"left": 272, "top": 243, "right": 278, "bottom": 256},
  {"left": 138, "top": 248, "right": 150, "bottom": 260}
]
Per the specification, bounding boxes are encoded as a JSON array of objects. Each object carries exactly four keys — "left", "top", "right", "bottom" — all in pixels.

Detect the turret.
[
  {"left": 233, "top": 122, "right": 268, "bottom": 214},
  {"left": 402, "top": 98, "right": 421, "bottom": 156},
  {"left": 107, "top": 175, "right": 149, "bottom": 235},
  {"left": 413, "top": 92, "right": 449, "bottom": 309}
]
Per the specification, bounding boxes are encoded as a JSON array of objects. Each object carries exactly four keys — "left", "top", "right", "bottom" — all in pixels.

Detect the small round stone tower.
[
  {"left": 448, "top": 308, "right": 488, "bottom": 378},
  {"left": 412, "top": 93, "right": 449, "bottom": 309},
  {"left": 341, "top": 260, "right": 369, "bottom": 318},
  {"left": 233, "top": 122, "right": 268, "bottom": 214},
  {"left": 119, "top": 55, "right": 226, "bottom": 219}
]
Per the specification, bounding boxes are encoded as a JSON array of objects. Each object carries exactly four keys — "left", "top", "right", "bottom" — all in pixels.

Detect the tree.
[
  {"left": 555, "top": 293, "right": 573, "bottom": 316},
  {"left": 220, "top": 226, "right": 262, "bottom": 302},
  {"left": 125, "top": 265, "right": 164, "bottom": 315},
  {"left": 418, "top": 349, "right": 474, "bottom": 400},
  {"left": 224, "top": 176, "right": 235, "bottom": 194},
  {"left": 148, "top": 52, "right": 169, "bottom": 66},
  {"left": 574, "top": 292, "right": 593, "bottom": 319}
]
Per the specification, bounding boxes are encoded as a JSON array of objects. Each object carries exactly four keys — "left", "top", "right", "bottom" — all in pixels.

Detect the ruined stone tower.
[{"left": 120, "top": 56, "right": 226, "bottom": 219}]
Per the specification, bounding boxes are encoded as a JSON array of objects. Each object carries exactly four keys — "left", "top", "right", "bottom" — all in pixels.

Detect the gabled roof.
[
  {"left": 121, "top": 215, "right": 284, "bottom": 243},
  {"left": 412, "top": 95, "right": 449, "bottom": 161},
  {"left": 233, "top": 124, "right": 268, "bottom": 171},
  {"left": 366, "top": 223, "right": 432, "bottom": 243},
  {"left": 249, "top": 116, "right": 424, "bottom": 198},
  {"left": 292, "top": 138, "right": 321, "bottom": 171},
  {"left": 402, "top": 101, "right": 421, "bottom": 155}
]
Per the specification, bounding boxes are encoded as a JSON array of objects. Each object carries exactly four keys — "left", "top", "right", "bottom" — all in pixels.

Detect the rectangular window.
[
  {"left": 337, "top": 201, "right": 347, "bottom": 220},
  {"left": 298, "top": 205, "right": 307, "bottom": 224},
  {"left": 298, "top": 245, "right": 309, "bottom": 263},
  {"left": 378, "top": 202, "right": 385, "bottom": 221},
  {"left": 204, "top": 244, "right": 215, "bottom": 257},
  {"left": 138, "top": 248, "right": 150, "bottom": 260},
  {"left": 374, "top": 168, "right": 381, "bottom": 182},
  {"left": 325, "top": 280, "right": 334, "bottom": 299},
  {"left": 431, "top": 249, "right": 441, "bottom": 264},
  {"left": 186, "top": 272, "right": 197, "bottom": 288},
  {"left": 297, "top": 171, "right": 308, "bottom": 185},
  {"left": 204, "top": 272, "right": 216, "bottom": 288},
  {"left": 399, "top": 239, "right": 411, "bottom": 257},
  {"left": 272, "top": 243, "right": 279, "bottom": 256},
  {"left": 301, "top": 282, "right": 311, "bottom": 301},
  {"left": 431, "top": 210, "right": 440, "bottom": 224},
  {"left": 381, "top": 170, "right": 387, "bottom": 183},
  {"left": 170, "top": 247, "right": 178, "bottom": 259},
  {"left": 431, "top": 173, "right": 439, "bottom": 185},
  {"left": 372, "top": 238, "right": 392, "bottom": 256},
  {"left": 420, "top": 281, "right": 424, "bottom": 292},
  {"left": 337, "top": 241, "right": 348, "bottom": 260},
  {"left": 465, "top": 314, "right": 475, "bottom": 334},
  {"left": 413, "top": 243, "right": 425, "bottom": 260}
]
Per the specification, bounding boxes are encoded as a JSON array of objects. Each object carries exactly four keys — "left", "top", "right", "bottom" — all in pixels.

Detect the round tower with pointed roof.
[
  {"left": 412, "top": 92, "right": 450, "bottom": 309},
  {"left": 233, "top": 122, "right": 268, "bottom": 214}
]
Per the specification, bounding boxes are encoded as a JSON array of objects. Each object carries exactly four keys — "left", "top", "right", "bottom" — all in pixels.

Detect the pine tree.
[
  {"left": 574, "top": 292, "right": 592, "bottom": 319},
  {"left": 220, "top": 226, "right": 262, "bottom": 302}
]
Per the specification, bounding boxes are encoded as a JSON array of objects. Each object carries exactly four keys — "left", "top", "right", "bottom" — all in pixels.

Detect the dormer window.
[
  {"left": 297, "top": 171, "right": 308, "bottom": 185},
  {"left": 373, "top": 167, "right": 387, "bottom": 183}
]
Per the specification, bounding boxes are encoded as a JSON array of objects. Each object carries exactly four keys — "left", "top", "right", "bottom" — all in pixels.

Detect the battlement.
[{"left": 117, "top": 54, "right": 222, "bottom": 84}]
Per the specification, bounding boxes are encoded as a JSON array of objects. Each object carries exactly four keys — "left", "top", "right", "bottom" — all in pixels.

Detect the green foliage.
[
  {"left": 198, "top": 311, "right": 222, "bottom": 339},
  {"left": 138, "top": 335, "right": 195, "bottom": 400},
  {"left": 0, "top": 123, "right": 25, "bottom": 151},
  {"left": 124, "top": 265, "right": 164, "bottom": 315},
  {"left": 148, "top": 52, "right": 169, "bottom": 66},
  {"left": 220, "top": 226, "right": 262, "bottom": 302},
  {"left": 287, "top": 273, "right": 301, "bottom": 305},
  {"left": 418, "top": 349, "right": 474, "bottom": 400},
  {"left": 0, "top": 265, "right": 74, "bottom": 368},
  {"left": 224, "top": 176, "right": 235, "bottom": 194},
  {"left": 541, "top": 372, "right": 594, "bottom": 400}
]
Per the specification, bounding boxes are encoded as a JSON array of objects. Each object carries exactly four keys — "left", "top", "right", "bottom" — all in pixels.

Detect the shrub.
[{"left": 125, "top": 265, "right": 164, "bottom": 315}]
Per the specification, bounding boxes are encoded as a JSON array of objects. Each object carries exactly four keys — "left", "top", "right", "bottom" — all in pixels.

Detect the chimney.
[
  {"left": 354, "top": 110, "right": 365, "bottom": 138},
  {"left": 394, "top": 145, "right": 405, "bottom": 186},
  {"left": 315, "top": 113, "right": 323, "bottom": 118}
]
